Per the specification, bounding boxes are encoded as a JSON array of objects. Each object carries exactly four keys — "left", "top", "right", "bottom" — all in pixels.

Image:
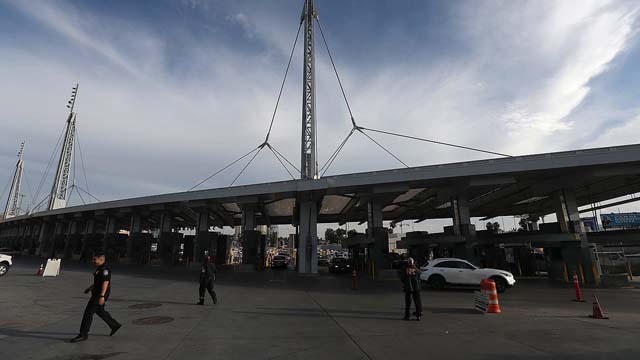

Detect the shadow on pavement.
[
  {"left": 428, "top": 307, "right": 482, "bottom": 315},
  {"left": 70, "top": 297, "right": 199, "bottom": 307},
  {"left": 0, "top": 330, "right": 84, "bottom": 342},
  {"left": 233, "top": 309, "right": 401, "bottom": 321},
  {"left": 257, "top": 307, "right": 401, "bottom": 316}
]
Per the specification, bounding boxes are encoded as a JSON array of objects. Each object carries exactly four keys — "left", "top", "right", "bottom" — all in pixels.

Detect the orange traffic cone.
[
  {"left": 35, "top": 263, "right": 44, "bottom": 276},
  {"left": 486, "top": 279, "right": 501, "bottom": 314},
  {"left": 589, "top": 295, "right": 609, "bottom": 319}
]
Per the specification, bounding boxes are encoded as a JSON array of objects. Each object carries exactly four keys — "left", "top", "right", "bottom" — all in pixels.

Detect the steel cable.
[
  {"left": 357, "top": 128, "right": 409, "bottom": 168},
  {"left": 269, "top": 144, "right": 302, "bottom": 176},
  {"left": 265, "top": 22, "right": 303, "bottom": 142},
  {"left": 266, "top": 143, "right": 296, "bottom": 180},
  {"left": 316, "top": 18, "right": 356, "bottom": 126},
  {"left": 188, "top": 145, "right": 262, "bottom": 191},
  {"left": 32, "top": 124, "right": 67, "bottom": 208},
  {"left": 319, "top": 128, "right": 355, "bottom": 177},
  {"left": 359, "top": 126, "right": 511, "bottom": 157},
  {"left": 229, "top": 145, "right": 265, "bottom": 187}
]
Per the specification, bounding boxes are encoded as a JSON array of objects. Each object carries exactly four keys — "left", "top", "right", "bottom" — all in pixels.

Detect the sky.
[{"left": 1, "top": 0, "right": 640, "bottom": 235}]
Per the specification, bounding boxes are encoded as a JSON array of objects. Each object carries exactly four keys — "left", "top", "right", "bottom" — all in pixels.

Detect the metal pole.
[{"left": 300, "top": 0, "right": 318, "bottom": 180}]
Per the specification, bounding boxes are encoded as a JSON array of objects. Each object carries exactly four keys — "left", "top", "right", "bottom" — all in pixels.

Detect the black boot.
[
  {"left": 110, "top": 323, "right": 122, "bottom": 336},
  {"left": 197, "top": 299, "right": 204, "bottom": 305},
  {"left": 70, "top": 335, "right": 88, "bottom": 343}
]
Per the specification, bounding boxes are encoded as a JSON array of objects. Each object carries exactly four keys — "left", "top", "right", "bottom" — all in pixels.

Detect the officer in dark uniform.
[
  {"left": 70, "top": 253, "right": 121, "bottom": 342},
  {"left": 400, "top": 257, "right": 423, "bottom": 321},
  {"left": 198, "top": 256, "right": 217, "bottom": 305}
]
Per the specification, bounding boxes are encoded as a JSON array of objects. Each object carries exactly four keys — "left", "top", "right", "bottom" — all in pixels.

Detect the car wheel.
[
  {"left": 490, "top": 276, "right": 507, "bottom": 293},
  {"left": 0, "top": 263, "right": 8, "bottom": 276},
  {"left": 428, "top": 275, "right": 446, "bottom": 290}
]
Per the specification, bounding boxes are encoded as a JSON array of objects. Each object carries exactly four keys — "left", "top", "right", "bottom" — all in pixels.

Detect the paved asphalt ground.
[{"left": 1, "top": 258, "right": 639, "bottom": 360}]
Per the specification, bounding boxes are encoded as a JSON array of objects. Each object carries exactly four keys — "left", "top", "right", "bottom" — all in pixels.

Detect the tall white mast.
[
  {"left": 3, "top": 141, "right": 25, "bottom": 219},
  {"left": 48, "top": 84, "right": 78, "bottom": 211}
]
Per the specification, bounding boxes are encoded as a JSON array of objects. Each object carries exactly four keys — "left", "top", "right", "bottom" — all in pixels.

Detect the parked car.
[
  {"left": 318, "top": 256, "right": 330, "bottom": 266},
  {"left": 271, "top": 255, "right": 289, "bottom": 269},
  {"left": 0, "top": 248, "right": 21, "bottom": 257},
  {"left": 420, "top": 258, "right": 515, "bottom": 293},
  {"left": 329, "top": 257, "right": 351, "bottom": 273},
  {"left": 0, "top": 254, "right": 13, "bottom": 276}
]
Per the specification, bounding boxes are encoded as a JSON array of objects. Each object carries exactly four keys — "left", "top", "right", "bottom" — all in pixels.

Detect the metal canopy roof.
[{"left": 3, "top": 144, "right": 640, "bottom": 228}]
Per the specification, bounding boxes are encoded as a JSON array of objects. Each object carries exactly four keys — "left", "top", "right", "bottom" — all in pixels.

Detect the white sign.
[
  {"left": 42, "top": 258, "right": 61, "bottom": 277},
  {"left": 474, "top": 290, "right": 488, "bottom": 313}
]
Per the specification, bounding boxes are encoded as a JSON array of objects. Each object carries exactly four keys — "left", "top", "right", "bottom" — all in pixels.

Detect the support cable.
[
  {"left": 75, "top": 185, "right": 87, "bottom": 205},
  {"left": 188, "top": 144, "right": 262, "bottom": 191},
  {"left": 31, "top": 195, "right": 50, "bottom": 213},
  {"left": 357, "top": 128, "right": 409, "bottom": 168},
  {"left": 268, "top": 143, "right": 302, "bottom": 176},
  {"left": 72, "top": 129, "right": 78, "bottom": 188},
  {"left": 32, "top": 124, "right": 67, "bottom": 207},
  {"left": 0, "top": 176, "right": 12, "bottom": 205},
  {"left": 359, "top": 126, "right": 511, "bottom": 158},
  {"left": 229, "top": 144, "right": 266, "bottom": 187},
  {"left": 76, "top": 185, "right": 101, "bottom": 202},
  {"left": 265, "top": 22, "right": 303, "bottom": 142},
  {"left": 75, "top": 126, "right": 92, "bottom": 196},
  {"left": 266, "top": 143, "right": 295, "bottom": 180},
  {"left": 319, "top": 127, "right": 356, "bottom": 176},
  {"left": 316, "top": 18, "right": 357, "bottom": 127},
  {"left": 22, "top": 172, "right": 34, "bottom": 211}
]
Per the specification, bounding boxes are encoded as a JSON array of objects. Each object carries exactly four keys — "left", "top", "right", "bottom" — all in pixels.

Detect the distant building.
[{"left": 388, "top": 233, "right": 406, "bottom": 254}]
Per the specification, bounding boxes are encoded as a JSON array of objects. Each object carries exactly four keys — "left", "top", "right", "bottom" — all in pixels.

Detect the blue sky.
[{"left": 1, "top": 0, "right": 640, "bottom": 232}]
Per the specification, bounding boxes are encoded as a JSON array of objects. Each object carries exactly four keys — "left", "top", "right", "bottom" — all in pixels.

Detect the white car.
[
  {"left": 420, "top": 258, "right": 515, "bottom": 293},
  {"left": 0, "top": 254, "right": 12, "bottom": 276}
]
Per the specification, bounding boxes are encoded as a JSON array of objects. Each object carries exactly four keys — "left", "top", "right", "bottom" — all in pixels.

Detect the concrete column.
[
  {"left": 37, "top": 221, "right": 53, "bottom": 257},
  {"left": 216, "top": 234, "right": 229, "bottom": 265},
  {"left": 127, "top": 214, "right": 142, "bottom": 259},
  {"left": 158, "top": 213, "right": 174, "bottom": 264},
  {"left": 80, "top": 219, "right": 95, "bottom": 261},
  {"left": 27, "top": 223, "right": 39, "bottom": 255},
  {"left": 451, "top": 195, "right": 477, "bottom": 260},
  {"left": 14, "top": 224, "right": 24, "bottom": 249},
  {"left": 554, "top": 189, "right": 585, "bottom": 234},
  {"left": 241, "top": 206, "right": 261, "bottom": 267},
  {"left": 551, "top": 189, "right": 597, "bottom": 284},
  {"left": 20, "top": 224, "right": 32, "bottom": 252},
  {"left": 194, "top": 210, "right": 212, "bottom": 263},
  {"left": 367, "top": 199, "right": 388, "bottom": 277},
  {"left": 49, "top": 221, "right": 65, "bottom": 258},
  {"left": 63, "top": 220, "right": 81, "bottom": 259},
  {"left": 242, "top": 207, "right": 256, "bottom": 230},
  {"left": 103, "top": 216, "right": 118, "bottom": 255},
  {"left": 297, "top": 198, "right": 318, "bottom": 274}
]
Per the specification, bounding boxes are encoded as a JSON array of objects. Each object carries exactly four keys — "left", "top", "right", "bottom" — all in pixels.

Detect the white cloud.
[{"left": 1, "top": 0, "right": 640, "bottom": 236}]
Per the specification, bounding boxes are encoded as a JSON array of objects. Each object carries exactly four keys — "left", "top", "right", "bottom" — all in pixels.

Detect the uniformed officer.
[
  {"left": 70, "top": 253, "right": 121, "bottom": 342},
  {"left": 198, "top": 256, "right": 217, "bottom": 305},
  {"left": 400, "top": 257, "right": 423, "bottom": 321}
]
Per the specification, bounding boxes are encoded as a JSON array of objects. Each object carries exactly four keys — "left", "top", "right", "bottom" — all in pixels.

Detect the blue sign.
[
  {"left": 601, "top": 213, "right": 640, "bottom": 228},
  {"left": 581, "top": 217, "right": 598, "bottom": 231}
]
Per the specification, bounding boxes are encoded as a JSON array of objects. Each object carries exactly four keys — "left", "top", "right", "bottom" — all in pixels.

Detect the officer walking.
[
  {"left": 400, "top": 257, "right": 423, "bottom": 321},
  {"left": 70, "top": 253, "right": 121, "bottom": 342},
  {"left": 198, "top": 256, "right": 217, "bottom": 305}
]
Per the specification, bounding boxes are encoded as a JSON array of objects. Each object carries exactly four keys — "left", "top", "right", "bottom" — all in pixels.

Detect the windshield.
[{"left": 332, "top": 258, "right": 348, "bottom": 264}]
